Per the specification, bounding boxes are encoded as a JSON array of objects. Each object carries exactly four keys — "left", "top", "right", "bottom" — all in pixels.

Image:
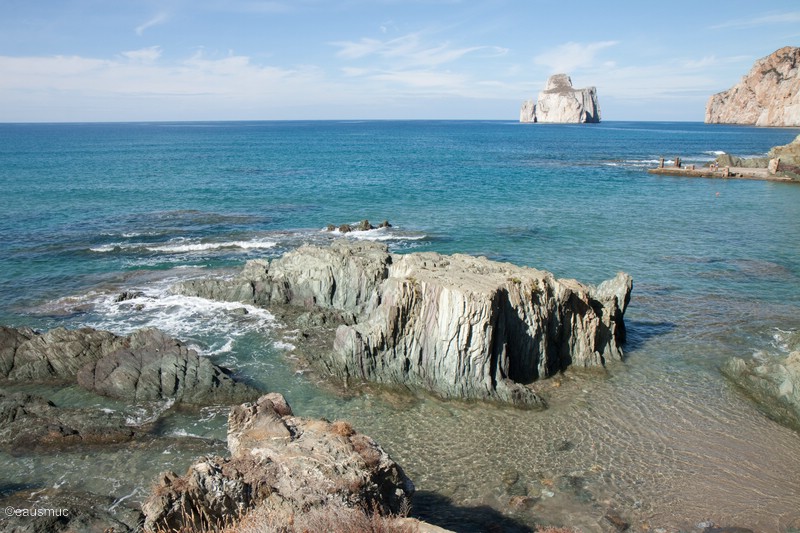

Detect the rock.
[
  {"left": 339, "top": 223, "right": 353, "bottom": 233},
  {"left": 356, "top": 219, "right": 374, "bottom": 231},
  {"left": 379, "top": 220, "right": 392, "bottom": 228},
  {"left": 0, "top": 325, "right": 259, "bottom": 406},
  {"left": 172, "top": 241, "right": 632, "bottom": 407},
  {"left": 705, "top": 46, "right": 800, "bottom": 127},
  {"left": 604, "top": 510, "right": 630, "bottom": 531},
  {"left": 76, "top": 328, "right": 259, "bottom": 405},
  {"left": 520, "top": 74, "right": 601, "bottom": 124},
  {"left": 142, "top": 393, "right": 414, "bottom": 532},
  {"left": 769, "top": 133, "right": 800, "bottom": 170},
  {"left": 0, "top": 325, "right": 122, "bottom": 381},
  {"left": 115, "top": 290, "right": 145, "bottom": 302},
  {"left": 326, "top": 223, "right": 336, "bottom": 231},
  {"left": 721, "top": 350, "right": 800, "bottom": 429},
  {"left": 0, "top": 392, "right": 137, "bottom": 451},
  {"left": 0, "top": 488, "right": 142, "bottom": 533},
  {"left": 714, "top": 153, "right": 769, "bottom": 169}
]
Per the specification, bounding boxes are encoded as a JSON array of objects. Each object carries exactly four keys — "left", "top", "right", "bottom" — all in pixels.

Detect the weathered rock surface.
[
  {"left": 705, "top": 46, "right": 800, "bottom": 127},
  {"left": 722, "top": 350, "right": 800, "bottom": 429},
  {"left": 142, "top": 393, "right": 414, "bottom": 531},
  {"left": 174, "top": 241, "right": 632, "bottom": 407},
  {"left": 0, "top": 326, "right": 258, "bottom": 405},
  {"left": 520, "top": 74, "right": 601, "bottom": 124},
  {"left": 0, "top": 392, "right": 136, "bottom": 451}
]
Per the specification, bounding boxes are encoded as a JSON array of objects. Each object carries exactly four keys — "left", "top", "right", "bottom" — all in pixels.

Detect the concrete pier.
[{"left": 648, "top": 163, "right": 793, "bottom": 182}]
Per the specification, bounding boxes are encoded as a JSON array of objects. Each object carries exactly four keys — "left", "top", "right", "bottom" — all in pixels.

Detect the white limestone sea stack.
[
  {"left": 705, "top": 46, "right": 800, "bottom": 127},
  {"left": 520, "top": 74, "right": 601, "bottom": 123},
  {"left": 173, "top": 241, "right": 632, "bottom": 408}
]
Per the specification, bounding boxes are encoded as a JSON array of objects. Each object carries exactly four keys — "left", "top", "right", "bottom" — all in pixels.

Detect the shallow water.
[{"left": 1, "top": 121, "right": 800, "bottom": 531}]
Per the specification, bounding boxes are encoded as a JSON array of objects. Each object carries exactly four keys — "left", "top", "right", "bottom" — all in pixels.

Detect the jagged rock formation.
[
  {"left": 0, "top": 326, "right": 258, "bottom": 405},
  {"left": 142, "top": 393, "right": 414, "bottom": 531},
  {"left": 173, "top": 241, "right": 632, "bottom": 407},
  {"left": 520, "top": 74, "right": 601, "bottom": 123},
  {"left": 705, "top": 46, "right": 800, "bottom": 127}
]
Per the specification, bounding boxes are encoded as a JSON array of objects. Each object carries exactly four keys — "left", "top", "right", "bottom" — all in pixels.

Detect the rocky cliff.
[
  {"left": 520, "top": 74, "right": 601, "bottom": 123},
  {"left": 705, "top": 46, "right": 800, "bottom": 127},
  {"left": 174, "top": 241, "right": 632, "bottom": 407}
]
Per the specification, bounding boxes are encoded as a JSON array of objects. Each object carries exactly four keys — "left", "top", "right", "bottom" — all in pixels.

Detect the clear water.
[{"left": 1, "top": 121, "right": 800, "bottom": 531}]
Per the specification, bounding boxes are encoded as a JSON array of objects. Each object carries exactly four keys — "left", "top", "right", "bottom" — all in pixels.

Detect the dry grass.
[{"left": 330, "top": 420, "right": 355, "bottom": 437}]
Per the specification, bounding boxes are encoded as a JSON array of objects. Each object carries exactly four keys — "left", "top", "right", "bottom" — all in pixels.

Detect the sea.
[{"left": 1, "top": 120, "right": 799, "bottom": 532}]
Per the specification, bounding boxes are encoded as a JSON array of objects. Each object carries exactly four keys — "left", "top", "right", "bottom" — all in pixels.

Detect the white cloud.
[
  {"left": 331, "top": 32, "right": 506, "bottom": 68},
  {"left": 121, "top": 46, "right": 162, "bottom": 64},
  {"left": 710, "top": 10, "right": 800, "bottom": 30},
  {"left": 135, "top": 12, "right": 169, "bottom": 36},
  {"left": 534, "top": 41, "right": 618, "bottom": 73}
]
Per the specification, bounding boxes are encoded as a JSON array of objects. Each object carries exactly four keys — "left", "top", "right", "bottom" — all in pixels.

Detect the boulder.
[
  {"left": 520, "top": 74, "right": 601, "bottom": 124},
  {"left": 721, "top": 350, "right": 800, "bottom": 429},
  {"left": 0, "top": 326, "right": 259, "bottom": 406},
  {"left": 173, "top": 241, "right": 632, "bottom": 407},
  {"left": 705, "top": 46, "right": 800, "bottom": 127},
  {"left": 142, "top": 393, "right": 414, "bottom": 531}
]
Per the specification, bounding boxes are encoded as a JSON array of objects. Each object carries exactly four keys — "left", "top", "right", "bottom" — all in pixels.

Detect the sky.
[{"left": 1, "top": 0, "right": 798, "bottom": 122}]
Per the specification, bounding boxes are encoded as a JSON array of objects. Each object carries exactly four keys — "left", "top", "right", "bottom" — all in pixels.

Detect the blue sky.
[{"left": 1, "top": 0, "right": 798, "bottom": 122}]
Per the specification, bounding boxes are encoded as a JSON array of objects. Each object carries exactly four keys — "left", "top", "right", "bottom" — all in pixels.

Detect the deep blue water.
[{"left": 2, "top": 121, "right": 800, "bottom": 530}]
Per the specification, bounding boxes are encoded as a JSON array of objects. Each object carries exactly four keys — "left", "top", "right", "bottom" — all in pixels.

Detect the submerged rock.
[
  {"left": 0, "top": 488, "right": 142, "bottom": 533},
  {"left": 0, "top": 392, "right": 137, "bottom": 452},
  {"left": 0, "top": 326, "right": 259, "bottom": 406},
  {"left": 705, "top": 46, "right": 800, "bottom": 127},
  {"left": 721, "top": 350, "right": 800, "bottom": 429},
  {"left": 173, "top": 241, "right": 632, "bottom": 407},
  {"left": 142, "top": 393, "right": 414, "bottom": 531}
]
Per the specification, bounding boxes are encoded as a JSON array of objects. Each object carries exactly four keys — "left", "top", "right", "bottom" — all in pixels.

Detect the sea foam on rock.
[{"left": 173, "top": 241, "right": 632, "bottom": 407}]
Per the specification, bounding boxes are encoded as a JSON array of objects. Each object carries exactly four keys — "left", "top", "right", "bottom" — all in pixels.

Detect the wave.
[
  {"left": 323, "top": 226, "right": 427, "bottom": 242},
  {"left": 90, "top": 239, "right": 278, "bottom": 254}
]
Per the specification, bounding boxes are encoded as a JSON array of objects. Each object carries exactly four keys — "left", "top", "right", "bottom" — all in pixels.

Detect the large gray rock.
[
  {"left": 0, "top": 326, "right": 259, "bottom": 405},
  {"left": 142, "top": 393, "right": 414, "bottom": 531},
  {"left": 705, "top": 46, "right": 800, "bottom": 127},
  {"left": 520, "top": 74, "right": 601, "bottom": 124},
  {"left": 173, "top": 241, "right": 632, "bottom": 407}
]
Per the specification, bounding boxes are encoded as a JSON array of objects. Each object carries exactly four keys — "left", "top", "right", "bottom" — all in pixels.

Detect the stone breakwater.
[{"left": 173, "top": 241, "right": 632, "bottom": 407}]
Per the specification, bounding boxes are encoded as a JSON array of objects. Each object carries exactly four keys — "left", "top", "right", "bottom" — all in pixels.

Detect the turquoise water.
[{"left": 1, "top": 121, "right": 800, "bottom": 531}]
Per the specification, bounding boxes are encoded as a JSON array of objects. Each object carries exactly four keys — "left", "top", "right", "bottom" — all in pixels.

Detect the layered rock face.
[
  {"left": 705, "top": 46, "right": 800, "bottom": 127},
  {"left": 174, "top": 241, "right": 632, "bottom": 407},
  {"left": 0, "top": 326, "right": 258, "bottom": 405},
  {"left": 142, "top": 393, "right": 414, "bottom": 531},
  {"left": 520, "top": 74, "right": 601, "bottom": 123}
]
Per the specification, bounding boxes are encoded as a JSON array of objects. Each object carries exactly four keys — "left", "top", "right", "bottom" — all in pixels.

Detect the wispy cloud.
[
  {"left": 121, "top": 46, "right": 162, "bottom": 64},
  {"left": 709, "top": 10, "right": 800, "bottom": 30},
  {"left": 135, "top": 12, "right": 169, "bottom": 36},
  {"left": 331, "top": 32, "right": 507, "bottom": 68},
  {"left": 534, "top": 41, "right": 618, "bottom": 73}
]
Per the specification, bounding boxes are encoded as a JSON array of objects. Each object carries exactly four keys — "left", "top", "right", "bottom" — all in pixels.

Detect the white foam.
[
  {"left": 90, "top": 239, "right": 278, "bottom": 254},
  {"left": 325, "top": 226, "right": 427, "bottom": 242},
  {"left": 273, "top": 340, "right": 296, "bottom": 351},
  {"left": 146, "top": 240, "right": 277, "bottom": 253}
]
